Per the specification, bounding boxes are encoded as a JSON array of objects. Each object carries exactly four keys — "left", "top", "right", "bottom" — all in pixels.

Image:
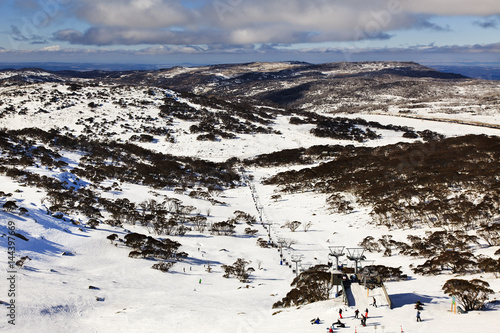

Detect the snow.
[
  {"left": 341, "top": 114, "right": 500, "bottom": 138},
  {"left": 1, "top": 85, "right": 500, "bottom": 332}
]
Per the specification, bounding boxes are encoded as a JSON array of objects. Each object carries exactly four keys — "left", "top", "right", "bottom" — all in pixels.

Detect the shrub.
[
  {"left": 3, "top": 201, "right": 17, "bottom": 212},
  {"left": 478, "top": 224, "right": 500, "bottom": 246},
  {"left": 327, "top": 194, "right": 354, "bottom": 214},
  {"left": 152, "top": 261, "right": 175, "bottom": 272},
  {"left": 106, "top": 234, "right": 118, "bottom": 244},
  {"left": 359, "top": 236, "right": 381, "bottom": 252},
  {"left": 244, "top": 227, "right": 258, "bottom": 236},
  {"left": 477, "top": 257, "right": 500, "bottom": 278},
  {"left": 210, "top": 221, "right": 235, "bottom": 235},
  {"left": 442, "top": 279, "right": 493, "bottom": 311},
  {"left": 257, "top": 238, "right": 269, "bottom": 248},
  {"left": 363, "top": 265, "right": 407, "bottom": 281},
  {"left": 222, "top": 258, "right": 252, "bottom": 282},
  {"left": 87, "top": 218, "right": 100, "bottom": 229},
  {"left": 283, "top": 220, "right": 301, "bottom": 232},
  {"left": 413, "top": 251, "right": 476, "bottom": 275},
  {"left": 123, "top": 232, "right": 181, "bottom": 260},
  {"left": 273, "top": 265, "right": 332, "bottom": 308}
]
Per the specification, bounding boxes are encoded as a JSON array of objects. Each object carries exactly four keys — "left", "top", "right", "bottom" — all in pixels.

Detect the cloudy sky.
[{"left": 0, "top": 0, "right": 499, "bottom": 67}]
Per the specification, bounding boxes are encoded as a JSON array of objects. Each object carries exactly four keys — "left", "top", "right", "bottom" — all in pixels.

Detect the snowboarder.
[
  {"left": 372, "top": 297, "right": 377, "bottom": 307},
  {"left": 333, "top": 319, "right": 345, "bottom": 328},
  {"left": 360, "top": 314, "right": 367, "bottom": 326},
  {"left": 339, "top": 308, "right": 343, "bottom": 319},
  {"left": 354, "top": 309, "right": 359, "bottom": 318},
  {"left": 365, "top": 308, "right": 368, "bottom": 318},
  {"left": 417, "top": 310, "right": 422, "bottom": 322}
]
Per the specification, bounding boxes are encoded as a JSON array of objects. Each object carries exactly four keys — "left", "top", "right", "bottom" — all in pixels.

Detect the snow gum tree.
[
  {"left": 222, "top": 258, "right": 253, "bottom": 282},
  {"left": 273, "top": 264, "right": 332, "bottom": 308},
  {"left": 442, "top": 279, "right": 493, "bottom": 311}
]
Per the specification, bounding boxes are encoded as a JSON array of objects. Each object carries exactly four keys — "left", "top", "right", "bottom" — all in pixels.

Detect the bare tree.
[
  {"left": 279, "top": 237, "right": 297, "bottom": 249},
  {"left": 283, "top": 220, "right": 301, "bottom": 232}
]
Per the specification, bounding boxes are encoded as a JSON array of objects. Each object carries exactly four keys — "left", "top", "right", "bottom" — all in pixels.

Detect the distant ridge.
[{"left": 1, "top": 61, "right": 496, "bottom": 120}]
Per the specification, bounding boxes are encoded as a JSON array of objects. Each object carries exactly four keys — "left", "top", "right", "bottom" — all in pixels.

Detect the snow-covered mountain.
[
  {"left": 2, "top": 61, "right": 499, "bottom": 127},
  {"left": 0, "top": 62, "right": 499, "bottom": 333}
]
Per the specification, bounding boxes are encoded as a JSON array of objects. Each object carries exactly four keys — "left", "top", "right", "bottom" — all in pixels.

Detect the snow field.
[{"left": 0, "top": 106, "right": 499, "bottom": 332}]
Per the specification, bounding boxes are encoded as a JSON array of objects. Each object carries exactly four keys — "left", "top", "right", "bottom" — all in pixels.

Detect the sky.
[{"left": 0, "top": 0, "right": 499, "bottom": 67}]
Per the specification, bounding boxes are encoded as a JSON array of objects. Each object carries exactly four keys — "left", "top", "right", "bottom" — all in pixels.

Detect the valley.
[{"left": 0, "top": 62, "right": 499, "bottom": 333}]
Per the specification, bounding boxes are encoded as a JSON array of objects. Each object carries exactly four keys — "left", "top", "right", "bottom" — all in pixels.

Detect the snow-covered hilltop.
[
  {"left": 2, "top": 61, "right": 499, "bottom": 127},
  {"left": 0, "top": 62, "right": 499, "bottom": 333}
]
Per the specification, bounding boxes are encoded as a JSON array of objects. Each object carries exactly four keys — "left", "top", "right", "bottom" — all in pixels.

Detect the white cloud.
[
  {"left": 46, "top": 0, "right": 500, "bottom": 46},
  {"left": 39, "top": 45, "right": 62, "bottom": 51},
  {"left": 76, "top": 0, "right": 195, "bottom": 28}
]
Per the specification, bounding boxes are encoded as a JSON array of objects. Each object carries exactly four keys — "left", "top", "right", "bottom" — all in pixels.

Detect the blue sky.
[{"left": 0, "top": 0, "right": 499, "bottom": 67}]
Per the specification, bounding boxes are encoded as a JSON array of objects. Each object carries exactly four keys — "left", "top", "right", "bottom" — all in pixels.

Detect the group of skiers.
[
  {"left": 353, "top": 308, "right": 369, "bottom": 319},
  {"left": 312, "top": 299, "right": 424, "bottom": 329},
  {"left": 312, "top": 307, "right": 370, "bottom": 330}
]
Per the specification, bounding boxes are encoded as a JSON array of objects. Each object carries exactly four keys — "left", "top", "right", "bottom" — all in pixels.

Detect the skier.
[
  {"left": 199, "top": 278, "right": 202, "bottom": 284},
  {"left": 365, "top": 308, "right": 369, "bottom": 318},
  {"left": 372, "top": 297, "right": 377, "bottom": 307},
  {"left": 417, "top": 310, "right": 422, "bottom": 322},
  {"left": 339, "top": 308, "right": 343, "bottom": 319},
  {"left": 354, "top": 309, "right": 359, "bottom": 318},
  {"left": 333, "top": 319, "right": 345, "bottom": 328},
  {"left": 310, "top": 317, "right": 321, "bottom": 325}
]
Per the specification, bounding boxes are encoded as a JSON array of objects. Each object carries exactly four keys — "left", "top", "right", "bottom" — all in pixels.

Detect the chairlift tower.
[
  {"left": 346, "top": 247, "right": 365, "bottom": 274},
  {"left": 291, "top": 255, "right": 303, "bottom": 276},
  {"left": 277, "top": 239, "right": 286, "bottom": 265},
  {"left": 360, "top": 266, "right": 380, "bottom": 295},
  {"left": 329, "top": 246, "right": 345, "bottom": 295},
  {"left": 328, "top": 246, "right": 345, "bottom": 270}
]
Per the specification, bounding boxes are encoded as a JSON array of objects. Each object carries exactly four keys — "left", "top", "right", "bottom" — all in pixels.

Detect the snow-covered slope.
[{"left": 0, "top": 68, "right": 499, "bottom": 333}]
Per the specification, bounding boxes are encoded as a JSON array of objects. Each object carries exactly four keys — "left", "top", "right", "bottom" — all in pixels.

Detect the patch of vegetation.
[
  {"left": 265, "top": 135, "right": 500, "bottom": 232},
  {"left": 222, "top": 258, "right": 254, "bottom": 282},
  {"left": 273, "top": 264, "right": 332, "bottom": 308},
  {"left": 442, "top": 279, "right": 494, "bottom": 311}
]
